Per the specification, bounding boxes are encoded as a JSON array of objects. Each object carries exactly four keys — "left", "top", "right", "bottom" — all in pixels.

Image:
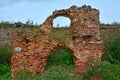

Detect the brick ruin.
[{"left": 11, "top": 5, "right": 104, "bottom": 77}]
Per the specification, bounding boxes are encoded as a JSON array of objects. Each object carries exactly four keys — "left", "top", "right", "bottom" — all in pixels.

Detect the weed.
[
  {"left": 102, "top": 37, "right": 120, "bottom": 64},
  {"left": 47, "top": 47, "right": 73, "bottom": 65},
  {"left": 0, "top": 45, "right": 12, "bottom": 65},
  {"left": 82, "top": 60, "right": 120, "bottom": 80}
]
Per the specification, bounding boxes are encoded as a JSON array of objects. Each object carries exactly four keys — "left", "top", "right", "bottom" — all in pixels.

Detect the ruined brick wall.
[{"left": 11, "top": 5, "right": 104, "bottom": 77}]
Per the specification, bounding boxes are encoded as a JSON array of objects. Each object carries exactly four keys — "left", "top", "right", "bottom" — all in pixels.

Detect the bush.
[
  {"left": 82, "top": 61, "right": 120, "bottom": 80},
  {"left": 47, "top": 47, "right": 73, "bottom": 65},
  {"left": 0, "top": 45, "right": 12, "bottom": 65},
  {"left": 102, "top": 37, "right": 120, "bottom": 64},
  {"left": 0, "top": 71, "right": 12, "bottom": 80},
  {"left": 0, "top": 64, "right": 10, "bottom": 75}
]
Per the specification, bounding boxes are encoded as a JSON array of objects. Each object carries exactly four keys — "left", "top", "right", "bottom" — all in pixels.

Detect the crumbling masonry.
[{"left": 11, "top": 5, "right": 104, "bottom": 77}]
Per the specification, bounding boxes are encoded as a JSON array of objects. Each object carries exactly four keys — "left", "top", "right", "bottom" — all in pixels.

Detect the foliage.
[
  {"left": 102, "top": 37, "right": 120, "bottom": 64},
  {"left": 50, "top": 28, "right": 70, "bottom": 42},
  {"left": 0, "top": 71, "right": 12, "bottom": 80},
  {"left": 111, "top": 21, "right": 120, "bottom": 26},
  {"left": 0, "top": 20, "right": 39, "bottom": 28},
  {"left": 0, "top": 21, "right": 13, "bottom": 28},
  {"left": 101, "top": 21, "right": 120, "bottom": 27},
  {"left": 13, "top": 65, "right": 83, "bottom": 80},
  {"left": 0, "top": 45, "right": 12, "bottom": 65},
  {"left": 0, "top": 45, "right": 12, "bottom": 79},
  {"left": 95, "top": 61, "right": 120, "bottom": 80},
  {"left": 47, "top": 47, "right": 73, "bottom": 65},
  {"left": 82, "top": 60, "right": 120, "bottom": 80},
  {"left": 0, "top": 64, "right": 12, "bottom": 80},
  {"left": 0, "top": 64, "right": 10, "bottom": 75}
]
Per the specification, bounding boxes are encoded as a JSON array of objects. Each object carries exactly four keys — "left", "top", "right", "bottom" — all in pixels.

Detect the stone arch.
[
  {"left": 40, "top": 9, "right": 73, "bottom": 33},
  {"left": 11, "top": 5, "right": 104, "bottom": 78}
]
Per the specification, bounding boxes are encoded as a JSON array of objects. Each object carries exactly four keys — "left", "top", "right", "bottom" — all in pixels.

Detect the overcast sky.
[{"left": 0, "top": 0, "right": 120, "bottom": 26}]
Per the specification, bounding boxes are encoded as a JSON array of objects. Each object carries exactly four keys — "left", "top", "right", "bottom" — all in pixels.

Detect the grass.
[
  {"left": 0, "top": 45, "right": 12, "bottom": 80},
  {"left": 101, "top": 28, "right": 120, "bottom": 46},
  {"left": 49, "top": 28, "right": 70, "bottom": 42},
  {"left": 102, "top": 37, "right": 120, "bottom": 64},
  {"left": 14, "top": 65, "right": 83, "bottom": 80},
  {"left": 47, "top": 47, "right": 73, "bottom": 65},
  {"left": 0, "top": 44, "right": 12, "bottom": 65}
]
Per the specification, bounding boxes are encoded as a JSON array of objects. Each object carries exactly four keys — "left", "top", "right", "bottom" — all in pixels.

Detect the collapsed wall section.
[{"left": 11, "top": 5, "right": 104, "bottom": 77}]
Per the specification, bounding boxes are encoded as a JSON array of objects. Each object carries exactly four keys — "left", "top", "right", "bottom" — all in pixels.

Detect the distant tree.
[
  {"left": 30, "top": 20, "right": 33, "bottom": 25},
  {"left": 26, "top": 20, "right": 31, "bottom": 25},
  {"left": 56, "top": 23, "right": 60, "bottom": 28},
  {"left": 35, "top": 22, "right": 39, "bottom": 26},
  {"left": 112, "top": 21, "right": 120, "bottom": 25},
  {"left": 25, "top": 20, "right": 34, "bottom": 27}
]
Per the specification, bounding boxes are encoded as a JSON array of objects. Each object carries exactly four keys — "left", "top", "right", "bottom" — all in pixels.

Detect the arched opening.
[
  {"left": 50, "top": 16, "right": 71, "bottom": 42},
  {"left": 47, "top": 47, "right": 73, "bottom": 66},
  {"left": 53, "top": 16, "right": 70, "bottom": 28},
  {"left": 45, "top": 47, "right": 74, "bottom": 75}
]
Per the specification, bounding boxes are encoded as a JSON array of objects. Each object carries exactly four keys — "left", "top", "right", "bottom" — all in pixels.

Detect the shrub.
[
  {"left": 0, "top": 45, "right": 12, "bottom": 65},
  {"left": 0, "top": 71, "right": 12, "bottom": 80},
  {"left": 95, "top": 61, "right": 120, "bottom": 80},
  {"left": 102, "top": 37, "right": 120, "bottom": 64},
  {"left": 47, "top": 47, "right": 73, "bottom": 65},
  {"left": 0, "top": 64, "right": 10, "bottom": 75},
  {"left": 82, "top": 61, "right": 120, "bottom": 80}
]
